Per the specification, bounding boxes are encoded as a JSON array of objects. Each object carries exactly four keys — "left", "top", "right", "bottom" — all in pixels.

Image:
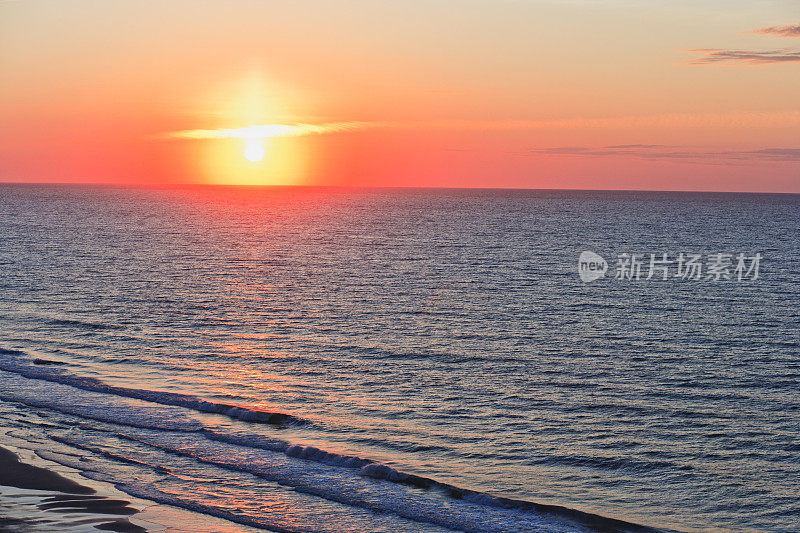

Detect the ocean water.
[{"left": 0, "top": 184, "right": 798, "bottom": 532}]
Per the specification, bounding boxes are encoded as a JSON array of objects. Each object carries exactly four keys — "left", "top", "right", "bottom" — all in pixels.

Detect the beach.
[
  {"left": 0, "top": 442, "right": 147, "bottom": 532},
  {"left": 0, "top": 442, "right": 266, "bottom": 533}
]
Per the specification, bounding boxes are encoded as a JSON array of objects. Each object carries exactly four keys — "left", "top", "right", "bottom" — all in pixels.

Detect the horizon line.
[{"left": 1, "top": 180, "right": 799, "bottom": 196}]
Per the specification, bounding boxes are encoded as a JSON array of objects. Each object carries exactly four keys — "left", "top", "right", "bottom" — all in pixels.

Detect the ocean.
[{"left": 0, "top": 184, "right": 798, "bottom": 532}]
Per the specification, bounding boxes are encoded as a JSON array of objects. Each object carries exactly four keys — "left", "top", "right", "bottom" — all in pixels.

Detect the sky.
[{"left": 1, "top": 0, "right": 799, "bottom": 191}]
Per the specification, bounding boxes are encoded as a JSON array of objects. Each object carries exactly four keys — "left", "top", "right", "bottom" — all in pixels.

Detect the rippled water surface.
[{"left": 0, "top": 185, "right": 798, "bottom": 532}]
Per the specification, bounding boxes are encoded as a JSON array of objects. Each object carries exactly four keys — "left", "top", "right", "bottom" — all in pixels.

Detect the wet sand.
[{"left": 0, "top": 445, "right": 145, "bottom": 532}]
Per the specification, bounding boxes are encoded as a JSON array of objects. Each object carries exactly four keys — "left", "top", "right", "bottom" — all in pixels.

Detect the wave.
[
  {"left": 48, "top": 318, "right": 126, "bottom": 330},
  {"left": 0, "top": 348, "right": 307, "bottom": 426},
  {"left": 0, "top": 347, "right": 665, "bottom": 533},
  {"left": 198, "top": 428, "right": 661, "bottom": 532},
  {"left": 33, "top": 358, "right": 68, "bottom": 366},
  {"left": 75, "top": 428, "right": 664, "bottom": 533},
  {"left": 0, "top": 370, "right": 201, "bottom": 432},
  {"left": 33, "top": 448, "right": 301, "bottom": 533}
]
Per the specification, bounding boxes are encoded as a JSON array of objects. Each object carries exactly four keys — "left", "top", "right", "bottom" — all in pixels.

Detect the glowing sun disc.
[{"left": 244, "top": 141, "right": 264, "bottom": 162}]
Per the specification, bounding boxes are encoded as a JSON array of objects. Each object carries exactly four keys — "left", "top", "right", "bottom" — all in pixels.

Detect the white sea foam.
[{"left": 0, "top": 352, "right": 656, "bottom": 533}]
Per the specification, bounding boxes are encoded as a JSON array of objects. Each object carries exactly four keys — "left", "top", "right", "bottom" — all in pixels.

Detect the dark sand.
[{"left": 0, "top": 445, "right": 146, "bottom": 532}]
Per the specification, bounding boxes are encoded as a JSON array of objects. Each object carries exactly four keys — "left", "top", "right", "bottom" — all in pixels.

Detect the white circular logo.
[{"left": 578, "top": 251, "right": 607, "bottom": 283}]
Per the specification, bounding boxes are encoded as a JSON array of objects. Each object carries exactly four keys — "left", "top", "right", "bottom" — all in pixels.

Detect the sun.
[
  {"left": 193, "top": 127, "right": 311, "bottom": 186},
  {"left": 243, "top": 139, "right": 264, "bottom": 162}
]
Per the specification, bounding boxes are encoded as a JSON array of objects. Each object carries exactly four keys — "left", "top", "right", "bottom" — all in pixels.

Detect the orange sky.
[{"left": 1, "top": 1, "right": 799, "bottom": 191}]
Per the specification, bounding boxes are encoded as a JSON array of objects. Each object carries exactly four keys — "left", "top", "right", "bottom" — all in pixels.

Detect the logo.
[{"left": 578, "top": 251, "right": 608, "bottom": 283}]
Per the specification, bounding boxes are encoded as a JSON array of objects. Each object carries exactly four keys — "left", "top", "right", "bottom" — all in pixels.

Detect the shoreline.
[
  {"left": 0, "top": 443, "right": 261, "bottom": 533},
  {"left": 0, "top": 444, "right": 145, "bottom": 532}
]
